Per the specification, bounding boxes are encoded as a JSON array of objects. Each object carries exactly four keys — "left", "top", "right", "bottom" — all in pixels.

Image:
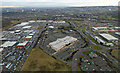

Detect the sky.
[{"left": 1, "top": 0, "right": 120, "bottom": 7}]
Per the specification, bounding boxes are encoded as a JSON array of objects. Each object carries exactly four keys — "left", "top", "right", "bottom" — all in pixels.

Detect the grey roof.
[{"left": 49, "top": 36, "right": 77, "bottom": 51}]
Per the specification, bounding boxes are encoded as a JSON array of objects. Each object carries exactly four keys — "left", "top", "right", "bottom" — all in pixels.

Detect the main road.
[
  {"left": 71, "top": 22, "right": 118, "bottom": 72},
  {"left": 16, "top": 24, "right": 47, "bottom": 72}
]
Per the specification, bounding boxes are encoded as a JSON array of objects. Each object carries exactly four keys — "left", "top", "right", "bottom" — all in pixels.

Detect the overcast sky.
[{"left": 1, "top": 0, "right": 120, "bottom": 7}]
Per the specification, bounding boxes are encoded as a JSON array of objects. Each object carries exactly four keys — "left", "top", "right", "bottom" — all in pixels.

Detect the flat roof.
[
  {"left": 92, "top": 27, "right": 107, "bottom": 30},
  {"left": 48, "top": 26, "right": 54, "bottom": 28},
  {"left": 15, "top": 30, "right": 20, "bottom": 32},
  {"left": 53, "top": 21, "right": 65, "bottom": 23},
  {"left": 23, "top": 26, "right": 31, "bottom": 29},
  {"left": 29, "top": 21, "right": 36, "bottom": 23},
  {"left": 95, "top": 36, "right": 105, "bottom": 43},
  {"left": 114, "top": 27, "right": 120, "bottom": 29},
  {"left": 9, "top": 31, "right": 15, "bottom": 33},
  {"left": 24, "top": 30, "right": 33, "bottom": 33},
  {"left": 17, "top": 41, "right": 28, "bottom": 46},
  {"left": 36, "top": 20, "right": 47, "bottom": 22},
  {"left": 26, "top": 36, "right": 32, "bottom": 39},
  {"left": 115, "top": 32, "right": 120, "bottom": 35},
  {"left": 99, "top": 33, "right": 118, "bottom": 41},
  {"left": 29, "top": 33, "right": 34, "bottom": 36},
  {"left": 49, "top": 36, "right": 77, "bottom": 51},
  {"left": 0, "top": 41, "right": 17, "bottom": 47},
  {"left": 15, "top": 22, "right": 29, "bottom": 27}
]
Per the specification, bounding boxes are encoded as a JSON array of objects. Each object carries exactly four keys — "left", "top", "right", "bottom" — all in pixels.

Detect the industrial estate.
[{"left": 0, "top": 5, "right": 120, "bottom": 73}]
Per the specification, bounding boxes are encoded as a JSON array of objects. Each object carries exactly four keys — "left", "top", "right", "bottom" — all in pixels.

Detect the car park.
[{"left": 1, "top": 21, "right": 42, "bottom": 71}]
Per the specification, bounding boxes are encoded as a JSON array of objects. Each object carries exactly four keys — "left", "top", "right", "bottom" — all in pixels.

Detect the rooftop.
[
  {"left": 115, "top": 32, "right": 120, "bottom": 36},
  {"left": 26, "top": 36, "right": 32, "bottom": 39},
  {"left": 95, "top": 36, "right": 105, "bottom": 43},
  {"left": 0, "top": 41, "right": 17, "bottom": 48},
  {"left": 17, "top": 41, "right": 28, "bottom": 46},
  {"left": 24, "top": 30, "right": 33, "bottom": 33},
  {"left": 0, "top": 48, "right": 3, "bottom": 52},
  {"left": 99, "top": 33, "right": 118, "bottom": 41},
  {"left": 15, "top": 22, "right": 29, "bottom": 27},
  {"left": 92, "top": 27, "right": 107, "bottom": 30},
  {"left": 23, "top": 26, "right": 31, "bottom": 29},
  {"left": 49, "top": 36, "right": 77, "bottom": 51}
]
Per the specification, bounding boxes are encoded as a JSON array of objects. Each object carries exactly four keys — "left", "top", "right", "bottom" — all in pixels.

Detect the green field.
[
  {"left": 3, "top": 20, "right": 23, "bottom": 31},
  {"left": 111, "top": 49, "right": 120, "bottom": 60},
  {"left": 93, "top": 46, "right": 103, "bottom": 50},
  {"left": 21, "top": 48, "right": 71, "bottom": 71},
  {"left": 87, "top": 35, "right": 99, "bottom": 44},
  {"left": 82, "top": 30, "right": 86, "bottom": 35}
]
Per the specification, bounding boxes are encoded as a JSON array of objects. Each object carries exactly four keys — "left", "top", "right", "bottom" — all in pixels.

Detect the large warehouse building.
[
  {"left": 0, "top": 41, "right": 17, "bottom": 48},
  {"left": 99, "top": 33, "right": 118, "bottom": 42},
  {"left": 49, "top": 36, "right": 77, "bottom": 52}
]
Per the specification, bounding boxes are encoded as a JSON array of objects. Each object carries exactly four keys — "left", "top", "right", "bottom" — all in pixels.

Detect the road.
[
  {"left": 71, "top": 22, "right": 118, "bottom": 72},
  {"left": 16, "top": 22, "right": 118, "bottom": 72},
  {"left": 16, "top": 24, "right": 47, "bottom": 72},
  {"left": 16, "top": 31, "right": 42, "bottom": 72}
]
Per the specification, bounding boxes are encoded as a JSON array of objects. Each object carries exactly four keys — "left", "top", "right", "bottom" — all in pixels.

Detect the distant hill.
[{"left": 68, "top": 6, "right": 117, "bottom": 8}]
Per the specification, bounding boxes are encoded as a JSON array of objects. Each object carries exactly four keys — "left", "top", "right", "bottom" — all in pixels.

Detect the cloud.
[
  {"left": 2, "top": 0, "right": 52, "bottom": 2},
  {"left": 0, "top": 6, "right": 24, "bottom": 8},
  {"left": 2, "top": 0, "right": 119, "bottom": 7}
]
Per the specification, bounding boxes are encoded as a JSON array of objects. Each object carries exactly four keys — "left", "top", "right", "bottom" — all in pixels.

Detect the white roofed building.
[
  {"left": 15, "top": 30, "right": 20, "bottom": 33},
  {"left": 92, "top": 27, "right": 107, "bottom": 31},
  {"left": 0, "top": 41, "right": 17, "bottom": 48},
  {"left": 24, "top": 30, "right": 33, "bottom": 33},
  {"left": 49, "top": 36, "right": 77, "bottom": 52},
  {"left": 0, "top": 48, "right": 3, "bottom": 52},
  {"left": 99, "top": 33, "right": 118, "bottom": 42},
  {"left": 29, "top": 33, "right": 34, "bottom": 36},
  {"left": 9, "top": 31, "right": 15, "bottom": 34},
  {"left": 48, "top": 26, "right": 54, "bottom": 29},
  {"left": 17, "top": 41, "right": 28, "bottom": 47},
  {"left": 15, "top": 22, "right": 29, "bottom": 27},
  {"left": 115, "top": 32, "right": 120, "bottom": 36},
  {"left": 25, "top": 36, "right": 32, "bottom": 39},
  {"left": 53, "top": 21, "right": 65, "bottom": 24},
  {"left": 91, "top": 27, "right": 108, "bottom": 32},
  {"left": 114, "top": 27, "right": 120, "bottom": 30},
  {"left": 29, "top": 21, "right": 36, "bottom": 23},
  {"left": 23, "top": 26, "right": 31, "bottom": 29},
  {"left": 95, "top": 36, "right": 106, "bottom": 45}
]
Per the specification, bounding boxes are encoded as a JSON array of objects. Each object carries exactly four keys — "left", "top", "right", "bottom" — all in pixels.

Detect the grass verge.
[
  {"left": 77, "top": 55, "right": 83, "bottom": 71},
  {"left": 93, "top": 46, "right": 103, "bottom": 50},
  {"left": 111, "top": 49, "right": 120, "bottom": 60},
  {"left": 86, "top": 35, "right": 99, "bottom": 45}
]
